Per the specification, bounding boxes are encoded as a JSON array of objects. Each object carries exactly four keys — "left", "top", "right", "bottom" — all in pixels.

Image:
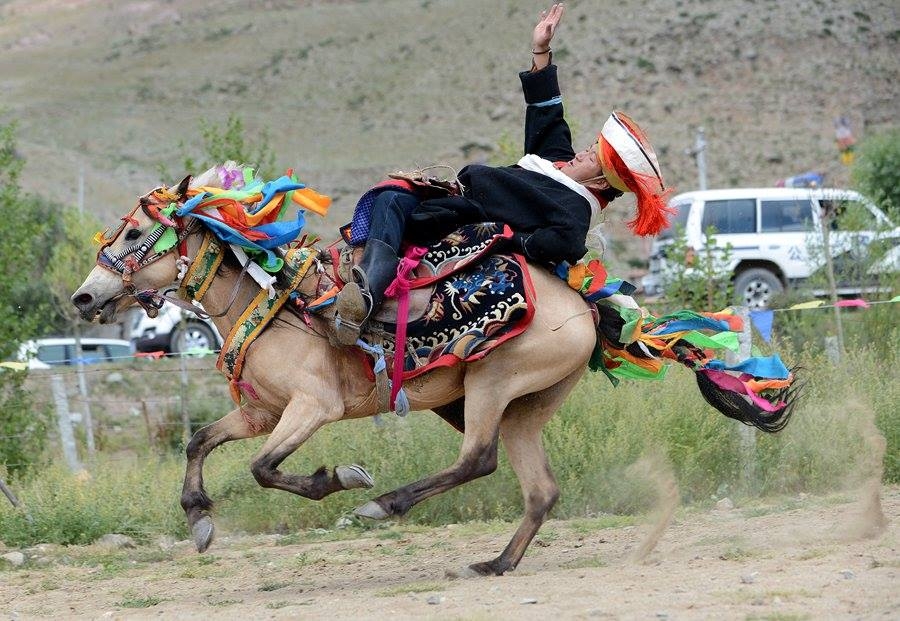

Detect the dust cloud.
[
  {"left": 836, "top": 400, "right": 888, "bottom": 540},
  {"left": 626, "top": 450, "right": 680, "bottom": 563}
]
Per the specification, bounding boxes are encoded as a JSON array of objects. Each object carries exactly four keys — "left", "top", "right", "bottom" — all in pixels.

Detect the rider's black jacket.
[{"left": 407, "top": 64, "right": 593, "bottom": 266}]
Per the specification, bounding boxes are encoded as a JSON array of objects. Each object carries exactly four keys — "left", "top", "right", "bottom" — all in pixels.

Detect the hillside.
[{"left": 1, "top": 0, "right": 897, "bottom": 267}]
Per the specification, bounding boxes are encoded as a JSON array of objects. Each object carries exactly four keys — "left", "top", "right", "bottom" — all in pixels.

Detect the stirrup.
[{"left": 334, "top": 282, "right": 371, "bottom": 346}]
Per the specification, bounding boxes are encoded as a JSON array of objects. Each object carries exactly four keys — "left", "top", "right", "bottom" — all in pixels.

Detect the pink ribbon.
[
  {"left": 701, "top": 369, "right": 785, "bottom": 413},
  {"left": 834, "top": 298, "right": 870, "bottom": 308},
  {"left": 384, "top": 246, "right": 428, "bottom": 408}
]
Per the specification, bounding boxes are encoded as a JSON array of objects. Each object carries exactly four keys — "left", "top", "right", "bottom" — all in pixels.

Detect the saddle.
[{"left": 324, "top": 222, "right": 536, "bottom": 379}]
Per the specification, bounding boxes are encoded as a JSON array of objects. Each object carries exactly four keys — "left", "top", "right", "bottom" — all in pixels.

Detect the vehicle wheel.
[
  {"left": 170, "top": 322, "right": 218, "bottom": 355},
  {"left": 733, "top": 268, "right": 783, "bottom": 310}
]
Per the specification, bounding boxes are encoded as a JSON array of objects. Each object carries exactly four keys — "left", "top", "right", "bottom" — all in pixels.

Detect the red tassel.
[
  {"left": 626, "top": 179, "right": 675, "bottom": 236},
  {"left": 601, "top": 139, "right": 675, "bottom": 236}
]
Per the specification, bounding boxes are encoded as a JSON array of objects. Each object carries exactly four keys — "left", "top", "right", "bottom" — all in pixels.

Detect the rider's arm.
[
  {"left": 520, "top": 65, "right": 575, "bottom": 162},
  {"left": 519, "top": 4, "right": 574, "bottom": 162}
]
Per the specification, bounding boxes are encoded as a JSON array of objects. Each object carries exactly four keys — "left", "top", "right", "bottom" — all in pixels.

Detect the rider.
[{"left": 334, "top": 3, "right": 671, "bottom": 346}]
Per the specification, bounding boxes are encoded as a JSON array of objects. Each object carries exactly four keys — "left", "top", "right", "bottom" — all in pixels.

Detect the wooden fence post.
[
  {"left": 73, "top": 327, "right": 96, "bottom": 456},
  {"left": 51, "top": 375, "right": 83, "bottom": 473},
  {"left": 728, "top": 306, "right": 757, "bottom": 492},
  {"left": 0, "top": 477, "right": 20, "bottom": 508},
  {"left": 179, "top": 354, "right": 191, "bottom": 445}
]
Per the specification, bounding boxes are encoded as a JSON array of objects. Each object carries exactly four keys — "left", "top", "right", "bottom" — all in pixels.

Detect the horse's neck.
[
  {"left": 183, "top": 231, "right": 325, "bottom": 343},
  {"left": 181, "top": 229, "right": 253, "bottom": 336}
]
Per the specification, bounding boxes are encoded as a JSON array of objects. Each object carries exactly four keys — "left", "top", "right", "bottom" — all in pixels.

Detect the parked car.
[
  {"left": 642, "top": 188, "right": 899, "bottom": 308},
  {"left": 17, "top": 337, "right": 133, "bottom": 370},
  {"left": 129, "top": 302, "right": 222, "bottom": 354}
]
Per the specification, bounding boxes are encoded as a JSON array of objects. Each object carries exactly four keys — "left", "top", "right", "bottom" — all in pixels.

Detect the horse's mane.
[{"left": 188, "top": 161, "right": 250, "bottom": 191}]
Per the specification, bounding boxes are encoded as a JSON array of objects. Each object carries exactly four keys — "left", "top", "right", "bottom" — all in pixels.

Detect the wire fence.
[{"left": 3, "top": 354, "right": 240, "bottom": 475}]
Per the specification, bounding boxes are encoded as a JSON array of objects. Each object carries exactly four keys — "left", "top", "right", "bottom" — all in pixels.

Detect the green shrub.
[
  {"left": 852, "top": 127, "right": 900, "bottom": 218},
  {"left": 0, "top": 368, "right": 50, "bottom": 476},
  {"left": 657, "top": 225, "right": 734, "bottom": 312},
  {"left": 2, "top": 337, "right": 895, "bottom": 546}
]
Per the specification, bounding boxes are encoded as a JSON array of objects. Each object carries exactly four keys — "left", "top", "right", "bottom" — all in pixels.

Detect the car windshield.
[{"left": 658, "top": 202, "right": 691, "bottom": 240}]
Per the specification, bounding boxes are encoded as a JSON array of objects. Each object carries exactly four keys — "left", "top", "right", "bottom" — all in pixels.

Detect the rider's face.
[{"left": 560, "top": 141, "right": 610, "bottom": 191}]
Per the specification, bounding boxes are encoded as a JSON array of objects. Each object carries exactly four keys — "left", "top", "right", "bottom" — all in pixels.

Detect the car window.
[
  {"left": 104, "top": 344, "right": 132, "bottom": 361},
  {"left": 821, "top": 199, "right": 881, "bottom": 231},
  {"left": 658, "top": 201, "right": 691, "bottom": 240},
  {"left": 36, "top": 344, "right": 67, "bottom": 365},
  {"left": 79, "top": 343, "right": 106, "bottom": 364},
  {"left": 760, "top": 199, "right": 813, "bottom": 232},
  {"left": 701, "top": 199, "right": 756, "bottom": 234}
]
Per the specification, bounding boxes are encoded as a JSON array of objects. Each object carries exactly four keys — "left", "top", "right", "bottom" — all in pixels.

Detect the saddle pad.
[
  {"left": 378, "top": 251, "right": 535, "bottom": 379},
  {"left": 409, "top": 222, "right": 515, "bottom": 286}
]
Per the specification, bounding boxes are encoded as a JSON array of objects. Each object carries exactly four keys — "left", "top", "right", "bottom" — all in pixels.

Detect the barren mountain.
[{"left": 1, "top": 0, "right": 897, "bottom": 264}]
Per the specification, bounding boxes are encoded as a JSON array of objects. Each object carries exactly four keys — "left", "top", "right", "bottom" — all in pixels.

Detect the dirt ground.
[{"left": 2, "top": 487, "right": 897, "bottom": 620}]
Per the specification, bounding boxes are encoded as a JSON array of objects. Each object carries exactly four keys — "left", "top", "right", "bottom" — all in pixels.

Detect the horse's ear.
[{"left": 175, "top": 175, "right": 192, "bottom": 199}]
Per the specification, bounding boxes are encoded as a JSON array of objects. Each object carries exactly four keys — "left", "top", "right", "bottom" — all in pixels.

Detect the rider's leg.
[{"left": 334, "top": 191, "right": 419, "bottom": 345}]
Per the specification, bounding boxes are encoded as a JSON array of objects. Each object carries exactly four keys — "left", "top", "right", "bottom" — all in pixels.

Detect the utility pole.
[
  {"left": 51, "top": 376, "right": 83, "bottom": 473},
  {"left": 686, "top": 127, "right": 708, "bottom": 191},
  {"left": 77, "top": 160, "right": 85, "bottom": 213}
]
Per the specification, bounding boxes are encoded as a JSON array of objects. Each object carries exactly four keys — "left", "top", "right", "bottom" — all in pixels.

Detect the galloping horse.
[{"left": 72, "top": 167, "right": 797, "bottom": 577}]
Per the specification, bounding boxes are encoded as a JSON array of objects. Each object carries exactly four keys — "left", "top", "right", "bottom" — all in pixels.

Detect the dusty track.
[{"left": 2, "top": 488, "right": 898, "bottom": 620}]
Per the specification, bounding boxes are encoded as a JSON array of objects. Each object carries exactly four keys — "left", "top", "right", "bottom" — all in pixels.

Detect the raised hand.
[{"left": 532, "top": 3, "right": 565, "bottom": 52}]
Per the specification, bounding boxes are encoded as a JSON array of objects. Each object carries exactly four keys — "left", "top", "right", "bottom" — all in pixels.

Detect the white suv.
[
  {"left": 129, "top": 303, "right": 222, "bottom": 355},
  {"left": 642, "top": 188, "right": 899, "bottom": 308}
]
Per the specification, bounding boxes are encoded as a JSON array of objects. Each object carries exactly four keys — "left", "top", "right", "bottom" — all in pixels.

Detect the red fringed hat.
[{"left": 597, "top": 111, "right": 674, "bottom": 236}]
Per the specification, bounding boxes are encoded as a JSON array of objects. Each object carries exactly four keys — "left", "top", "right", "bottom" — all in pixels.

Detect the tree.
[
  {"left": 159, "top": 114, "right": 277, "bottom": 182},
  {"left": 851, "top": 127, "right": 900, "bottom": 219},
  {"left": 0, "top": 118, "right": 49, "bottom": 474},
  {"left": 44, "top": 205, "right": 104, "bottom": 329},
  {"left": 0, "top": 119, "right": 47, "bottom": 357}
]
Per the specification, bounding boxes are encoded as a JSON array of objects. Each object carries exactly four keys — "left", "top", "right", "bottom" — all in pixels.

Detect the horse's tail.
[
  {"left": 692, "top": 364, "right": 801, "bottom": 433},
  {"left": 594, "top": 303, "right": 801, "bottom": 434}
]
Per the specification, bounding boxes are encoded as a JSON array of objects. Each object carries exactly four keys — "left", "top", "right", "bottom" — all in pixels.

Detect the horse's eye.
[{"left": 125, "top": 229, "right": 142, "bottom": 241}]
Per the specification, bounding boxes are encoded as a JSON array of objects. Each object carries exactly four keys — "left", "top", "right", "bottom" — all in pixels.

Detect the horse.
[{"left": 71, "top": 167, "right": 798, "bottom": 577}]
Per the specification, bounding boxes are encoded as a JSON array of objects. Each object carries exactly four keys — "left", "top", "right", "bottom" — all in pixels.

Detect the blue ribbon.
[{"left": 703, "top": 355, "right": 790, "bottom": 379}]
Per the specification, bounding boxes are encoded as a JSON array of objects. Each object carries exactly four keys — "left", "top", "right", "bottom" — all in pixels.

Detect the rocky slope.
[{"left": 1, "top": 0, "right": 897, "bottom": 264}]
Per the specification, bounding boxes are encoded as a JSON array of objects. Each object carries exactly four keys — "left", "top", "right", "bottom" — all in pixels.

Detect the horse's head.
[{"left": 71, "top": 175, "right": 193, "bottom": 323}]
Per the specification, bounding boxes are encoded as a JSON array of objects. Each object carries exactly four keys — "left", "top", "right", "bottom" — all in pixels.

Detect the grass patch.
[
  {"left": 795, "top": 547, "right": 833, "bottom": 561},
  {"left": 561, "top": 555, "right": 607, "bottom": 569},
  {"left": 375, "top": 581, "right": 446, "bottom": 597},
  {"left": 258, "top": 580, "right": 291, "bottom": 592},
  {"left": 117, "top": 593, "right": 163, "bottom": 608},
  {"left": 207, "top": 598, "right": 243, "bottom": 607},
  {"left": 719, "top": 545, "right": 753, "bottom": 561},
  {"left": 568, "top": 515, "right": 637, "bottom": 534}
]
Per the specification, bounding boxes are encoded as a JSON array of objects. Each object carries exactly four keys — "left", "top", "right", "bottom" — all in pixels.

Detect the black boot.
[{"left": 334, "top": 238, "right": 398, "bottom": 346}]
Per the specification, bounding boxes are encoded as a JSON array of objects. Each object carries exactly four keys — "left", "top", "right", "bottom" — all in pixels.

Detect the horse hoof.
[
  {"left": 192, "top": 517, "right": 215, "bottom": 553},
  {"left": 446, "top": 561, "right": 500, "bottom": 578},
  {"left": 336, "top": 464, "right": 375, "bottom": 490},
  {"left": 353, "top": 500, "right": 390, "bottom": 520},
  {"left": 445, "top": 565, "right": 486, "bottom": 580}
]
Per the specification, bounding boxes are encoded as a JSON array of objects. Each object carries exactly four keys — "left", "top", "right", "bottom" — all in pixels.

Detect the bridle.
[{"left": 95, "top": 187, "right": 198, "bottom": 317}]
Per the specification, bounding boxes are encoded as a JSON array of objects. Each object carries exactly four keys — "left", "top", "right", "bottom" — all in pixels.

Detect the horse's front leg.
[
  {"left": 181, "top": 407, "right": 272, "bottom": 552},
  {"left": 249, "top": 394, "right": 374, "bottom": 500}
]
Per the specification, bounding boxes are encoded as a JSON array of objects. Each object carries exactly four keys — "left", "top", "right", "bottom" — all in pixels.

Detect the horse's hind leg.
[
  {"left": 181, "top": 408, "right": 271, "bottom": 552},
  {"left": 354, "top": 385, "right": 506, "bottom": 520},
  {"left": 249, "top": 395, "right": 374, "bottom": 500},
  {"left": 460, "top": 368, "right": 584, "bottom": 577}
]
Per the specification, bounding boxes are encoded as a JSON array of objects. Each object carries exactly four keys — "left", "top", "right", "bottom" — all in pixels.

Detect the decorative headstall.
[{"left": 95, "top": 187, "right": 197, "bottom": 317}]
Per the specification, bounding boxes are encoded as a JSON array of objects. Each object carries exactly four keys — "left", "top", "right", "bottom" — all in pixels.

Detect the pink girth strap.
[{"left": 384, "top": 245, "right": 429, "bottom": 409}]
